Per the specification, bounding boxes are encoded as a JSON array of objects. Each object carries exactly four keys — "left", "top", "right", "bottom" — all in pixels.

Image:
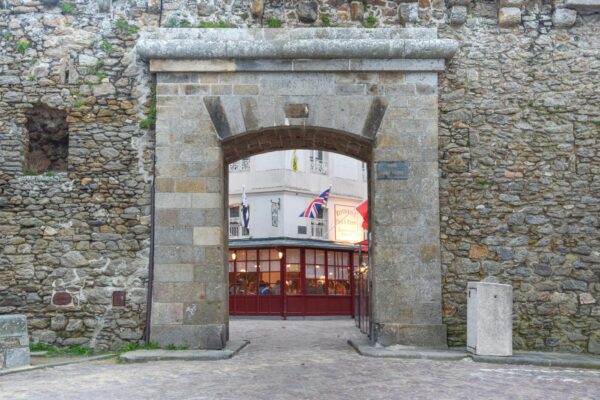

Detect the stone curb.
[
  {"left": 118, "top": 340, "right": 250, "bottom": 363},
  {"left": 0, "top": 354, "right": 117, "bottom": 377},
  {"left": 348, "top": 339, "right": 468, "bottom": 361},
  {"left": 348, "top": 339, "right": 600, "bottom": 369},
  {"left": 471, "top": 353, "right": 600, "bottom": 370}
]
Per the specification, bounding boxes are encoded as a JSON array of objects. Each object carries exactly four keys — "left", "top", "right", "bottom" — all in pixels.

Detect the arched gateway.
[{"left": 137, "top": 28, "right": 458, "bottom": 349}]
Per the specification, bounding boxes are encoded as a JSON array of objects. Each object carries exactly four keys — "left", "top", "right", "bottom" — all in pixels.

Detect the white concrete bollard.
[{"left": 467, "top": 282, "right": 513, "bottom": 356}]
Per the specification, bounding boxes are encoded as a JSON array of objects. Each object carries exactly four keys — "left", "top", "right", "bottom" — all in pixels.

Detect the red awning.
[{"left": 355, "top": 239, "right": 368, "bottom": 252}]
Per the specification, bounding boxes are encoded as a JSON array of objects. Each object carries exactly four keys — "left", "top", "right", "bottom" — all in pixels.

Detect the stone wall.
[
  {"left": 0, "top": 0, "right": 599, "bottom": 352},
  {"left": 0, "top": 0, "right": 155, "bottom": 350},
  {"left": 439, "top": 15, "right": 600, "bottom": 353}
]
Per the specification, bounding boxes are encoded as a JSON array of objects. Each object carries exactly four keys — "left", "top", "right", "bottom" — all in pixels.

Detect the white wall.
[{"left": 228, "top": 150, "right": 367, "bottom": 243}]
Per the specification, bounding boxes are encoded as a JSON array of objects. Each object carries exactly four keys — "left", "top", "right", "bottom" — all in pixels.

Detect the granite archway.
[{"left": 140, "top": 28, "right": 457, "bottom": 349}]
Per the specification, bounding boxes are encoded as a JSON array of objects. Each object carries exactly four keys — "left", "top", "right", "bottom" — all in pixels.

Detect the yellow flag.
[{"left": 292, "top": 150, "right": 298, "bottom": 172}]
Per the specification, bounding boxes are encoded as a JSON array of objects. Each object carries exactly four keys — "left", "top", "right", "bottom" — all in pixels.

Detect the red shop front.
[{"left": 228, "top": 244, "right": 357, "bottom": 317}]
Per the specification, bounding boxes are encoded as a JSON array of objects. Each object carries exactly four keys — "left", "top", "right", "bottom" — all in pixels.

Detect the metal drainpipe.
[{"left": 144, "top": 151, "right": 156, "bottom": 344}]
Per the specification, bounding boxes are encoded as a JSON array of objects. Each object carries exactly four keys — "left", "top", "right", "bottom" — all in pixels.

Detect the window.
[
  {"left": 309, "top": 150, "right": 328, "bottom": 175},
  {"left": 229, "top": 206, "right": 249, "bottom": 238},
  {"left": 327, "top": 251, "right": 350, "bottom": 295},
  {"left": 285, "top": 249, "right": 301, "bottom": 295},
  {"left": 229, "top": 158, "right": 250, "bottom": 173},
  {"left": 305, "top": 249, "right": 326, "bottom": 295},
  {"left": 309, "top": 208, "right": 327, "bottom": 239},
  {"left": 24, "top": 104, "right": 68, "bottom": 175},
  {"left": 297, "top": 226, "right": 307, "bottom": 235},
  {"left": 229, "top": 249, "right": 282, "bottom": 296}
]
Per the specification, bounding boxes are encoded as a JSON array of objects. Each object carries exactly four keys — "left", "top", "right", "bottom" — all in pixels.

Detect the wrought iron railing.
[
  {"left": 309, "top": 156, "right": 328, "bottom": 175},
  {"left": 229, "top": 219, "right": 249, "bottom": 238},
  {"left": 310, "top": 219, "right": 326, "bottom": 238},
  {"left": 228, "top": 158, "right": 250, "bottom": 173}
]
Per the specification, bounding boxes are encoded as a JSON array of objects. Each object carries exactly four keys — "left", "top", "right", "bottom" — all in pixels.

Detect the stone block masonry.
[{"left": 0, "top": 315, "right": 30, "bottom": 369}]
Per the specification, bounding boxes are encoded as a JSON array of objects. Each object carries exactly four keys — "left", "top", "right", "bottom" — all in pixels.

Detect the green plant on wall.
[
  {"left": 100, "top": 40, "right": 115, "bottom": 54},
  {"left": 199, "top": 20, "right": 236, "bottom": 28},
  {"left": 364, "top": 15, "right": 377, "bottom": 28},
  {"left": 60, "top": 2, "right": 75, "bottom": 14},
  {"left": 15, "top": 40, "right": 29, "bottom": 54},
  {"left": 139, "top": 83, "right": 156, "bottom": 130},
  {"left": 321, "top": 14, "right": 330, "bottom": 27},
  {"left": 267, "top": 18, "right": 282, "bottom": 28},
  {"left": 116, "top": 17, "right": 139, "bottom": 34}
]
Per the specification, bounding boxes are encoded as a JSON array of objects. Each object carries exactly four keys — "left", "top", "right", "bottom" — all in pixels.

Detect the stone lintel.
[
  {"left": 564, "top": 0, "right": 600, "bottom": 11},
  {"left": 138, "top": 28, "right": 458, "bottom": 62},
  {"left": 149, "top": 58, "right": 446, "bottom": 73}
]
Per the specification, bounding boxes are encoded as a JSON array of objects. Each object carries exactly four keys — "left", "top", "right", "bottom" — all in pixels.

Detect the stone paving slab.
[
  {"left": 118, "top": 340, "right": 249, "bottom": 363},
  {"left": 349, "top": 337, "right": 600, "bottom": 369},
  {"left": 2, "top": 320, "right": 600, "bottom": 400}
]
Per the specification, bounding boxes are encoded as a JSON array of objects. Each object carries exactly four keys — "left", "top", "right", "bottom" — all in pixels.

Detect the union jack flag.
[{"left": 299, "top": 188, "right": 331, "bottom": 218}]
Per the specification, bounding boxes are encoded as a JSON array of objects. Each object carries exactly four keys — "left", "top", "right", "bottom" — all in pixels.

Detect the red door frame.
[{"left": 229, "top": 246, "right": 354, "bottom": 317}]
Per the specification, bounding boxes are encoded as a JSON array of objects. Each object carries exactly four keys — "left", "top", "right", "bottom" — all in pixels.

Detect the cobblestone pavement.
[{"left": 1, "top": 319, "right": 600, "bottom": 400}]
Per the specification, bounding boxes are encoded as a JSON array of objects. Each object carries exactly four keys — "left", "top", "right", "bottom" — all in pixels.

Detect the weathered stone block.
[
  {"left": 449, "top": 6, "right": 467, "bottom": 25},
  {"left": 500, "top": 0, "right": 523, "bottom": 7},
  {"left": 5, "top": 348, "right": 30, "bottom": 369},
  {"left": 0, "top": 315, "right": 29, "bottom": 369},
  {"left": 192, "top": 227, "right": 222, "bottom": 246},
  {"left": 552, "top": 8, "right": 577, "bottom": 28},
  {"left": 350, "top": 1, "right": 364, "bottom": 20},
  {"left": 297, "top": 0, "right": 319, "bottom": 23},
  {"left": 399, "top": 3, "right": 419, "bottom": 24},
  {"left": 150, "top": 324, "right": 227, "bottom": 349},
  {"left": 467, "top": 282, "right": 513, "bottom": 356},
  {"left": 498, "top": 7, "right": 521, "bottom": 27}
]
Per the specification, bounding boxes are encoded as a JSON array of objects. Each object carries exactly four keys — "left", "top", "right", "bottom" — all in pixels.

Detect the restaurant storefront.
[{"left": 228, "top": 243, "right": 359, "bottom": 317}]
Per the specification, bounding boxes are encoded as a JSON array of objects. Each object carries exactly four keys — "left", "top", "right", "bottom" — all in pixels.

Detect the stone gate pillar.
[
  {"left": 150, "top": 79, "right": 227, "bottom": 349},
  {"left": 370, "top": 72, "right": 447, "bottom": 347}
]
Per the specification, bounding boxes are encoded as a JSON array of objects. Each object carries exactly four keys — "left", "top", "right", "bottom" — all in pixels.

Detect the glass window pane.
[
  {"left": 247, "top": 263, "right": 257, "bottom": 273},
  {"left": 270, "top": 249, "right": 280, "bottom": 260},
  {"left": 316, "top": 250, "right": 325, "bottom": 265},
  {"left": 342, "top": 252, "right": 349, "bottom": 265},
  {"left": 305, "top": 249, "right": 314, "bottom": 264},
  {"left": 237, "top": 250, "right": 247, "bottom": 261},
  {"left": 305, "top": 266, "right": 316, "bottom": 279},
  {"left": 247, "top": 250, "right": 257, "bottom": 261},
  {"left": 286, "top": 262, "right": 301, "bottom": 295},
  {"left": 328, "top": 251, "right": 334, "bottom": 265},
  {"left": 270, "top": 260, "right": 281, "bottom": 272},
  {"left": 287, "top": 249, "right": 300, "bottom": 264},
  {"left": 259, "top": 249, "right": 270, "bottom": 261},
  {"left": 245, "top": 272, "right": 257, "bottom": 295}
]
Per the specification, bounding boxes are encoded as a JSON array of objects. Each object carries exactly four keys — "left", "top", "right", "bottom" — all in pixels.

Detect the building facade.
[
  {"left": 227, "top": 150, "right": 368, "bottom": 317},
  {"left": 0, "top": 0, "right": 598, "bottom": 353}
]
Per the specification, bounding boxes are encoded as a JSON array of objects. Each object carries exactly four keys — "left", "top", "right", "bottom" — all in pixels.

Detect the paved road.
[{"left": 1, "top": 319, "right": 600, "bottom": 400}]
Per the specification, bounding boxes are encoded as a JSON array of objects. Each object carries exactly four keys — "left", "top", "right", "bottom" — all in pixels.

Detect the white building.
[{"left": 228, "top": 150, "right": 368, "bottom": 244}]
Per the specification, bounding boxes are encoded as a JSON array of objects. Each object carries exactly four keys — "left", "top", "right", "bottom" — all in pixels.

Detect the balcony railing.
[
  {"left": 310, "top": 219, "right": 326, "bottom": 239},
  {"left": 309, "top": 156, "right": 328, "bottom": 175},
  {"left": 229, "top": 158, "right": 250, "bottom": 173},
  {"left": 229, "top": 219, "right": 249, "bottom": 238}
]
